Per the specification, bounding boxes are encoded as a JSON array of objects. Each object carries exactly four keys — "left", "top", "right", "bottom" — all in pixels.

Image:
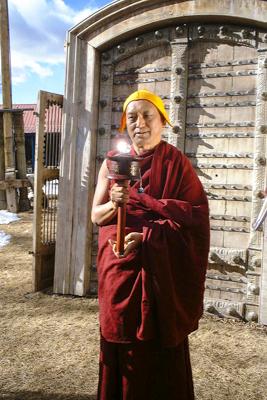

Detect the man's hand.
[
  {"left": 110, "top": 182, "right": 129, "bottom": 207},
  {"left": 109, "top": 232, "right": 143, "bottom": 258}
]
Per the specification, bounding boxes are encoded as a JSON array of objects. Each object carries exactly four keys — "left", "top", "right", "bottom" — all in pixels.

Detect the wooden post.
[
  {"left": 33, "top": 91, "right": 47, "bottom": 291},
  {"left": 0, "top": 0, "right": 18, "bottom": 212},
  {"left": 14, "top": 112, "right": 30, "bottom": 211},
  {"left": 260, "top": 217, "right": 267, "bottom": 324},
  {"left": 0, "top": 114, "right": 7, "bottom": 209}
]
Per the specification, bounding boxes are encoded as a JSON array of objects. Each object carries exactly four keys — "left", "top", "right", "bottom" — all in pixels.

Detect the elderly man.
[{"left": 91, "top": 89, "right": 210, "bottom": 400}]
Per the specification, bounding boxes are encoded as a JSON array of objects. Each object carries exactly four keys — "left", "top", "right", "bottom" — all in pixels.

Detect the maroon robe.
[{"left": 97, "top": 140, "right": 210, "bottom": 399}]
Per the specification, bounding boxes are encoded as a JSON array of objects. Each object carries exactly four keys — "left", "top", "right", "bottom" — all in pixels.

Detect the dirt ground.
[{"left": 0, "top": 213, "right": 266, "bottom": 400}]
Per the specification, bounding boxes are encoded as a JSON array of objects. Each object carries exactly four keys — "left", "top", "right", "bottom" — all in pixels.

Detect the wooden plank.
[
  {"left": 0, "top": 114, "right": 7, "bottom": 209},
  {"left": 13, "top": 112, "right": 30, "bottom": 211},
  {"left": 259, "top": 49, "right": 267, "bottom": 325},
  {"left": 69, "top": 43, "right": 100, "bottom": 296},
  {"left": 35, "top": 243, "right": 56, "bottom": 256},
  {"left": 0, "top": 108, "right": 34, "bottom": 113},
  {"left": 54, "top": 34, "right": 83, "bottom": 295},
  {"left": 260, "top": 217, "right": 267, "bottom": 324},
  {"left": 0, "top": 0, "right": 17, "bottom": 212},
  {"left": 32, "top": 91, "right": 47, "bottom": 291},
  {"left": 0, "top": 179, "right": 31, "bottom": 190},
  {"left": 42, "top": 92, "right": 64, "bottom": 105},
  {"left": 249, "top": 52, "right": 267, "bottom": 250},
  {"left": 43, "top": 169, "right": 59, "bottom": 180},
  {"left": 32, "top": 92, "right": 63, "bottom": 292},
  {"left": 169, "top": 34, "right": 189, "bottom": 150}
]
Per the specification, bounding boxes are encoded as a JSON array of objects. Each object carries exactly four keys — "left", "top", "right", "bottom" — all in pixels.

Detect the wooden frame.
[
  {"left": 54, "top": 0, "right": 267, "bottom": 326},
  {"left": 33, "top": 90, "right": 63, "bottom": 291}
]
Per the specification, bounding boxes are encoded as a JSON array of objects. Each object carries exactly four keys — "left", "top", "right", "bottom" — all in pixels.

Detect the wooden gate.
[
  {"left": 89, "top": 23, "right": 267, "bottom": 322},
  {"left": 32, "top": 90, "right": 63, "bottom": 291}
]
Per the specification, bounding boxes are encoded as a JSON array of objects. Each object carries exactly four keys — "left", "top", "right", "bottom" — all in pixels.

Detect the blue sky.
[{"left": 0, "top": 0, "right": 111, "bottom": 104}]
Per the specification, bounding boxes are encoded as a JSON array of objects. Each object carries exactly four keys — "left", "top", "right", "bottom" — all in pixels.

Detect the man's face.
[{"left": 125, "top": 100, "right": 164, "bottom": 153}]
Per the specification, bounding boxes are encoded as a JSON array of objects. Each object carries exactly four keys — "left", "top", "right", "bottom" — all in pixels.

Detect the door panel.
[
  {"left": 186, "top": 36, "right": 257, "bottom": 318},
  {"left": 90, "top": 23, "right": 267, "bottom": 322}
]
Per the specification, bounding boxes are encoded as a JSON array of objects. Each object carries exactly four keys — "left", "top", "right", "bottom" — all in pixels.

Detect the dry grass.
[{"left": 0, "top": 213, "right": 266, "bottom": 400}]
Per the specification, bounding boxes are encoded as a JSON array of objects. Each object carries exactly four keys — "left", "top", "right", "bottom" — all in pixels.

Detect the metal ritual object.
[
  {"left": 253, "top": 197, "right": 267, "bottom": 231},
  {"left": 107, "top": 152, "right": 141, "bottom": 256}
]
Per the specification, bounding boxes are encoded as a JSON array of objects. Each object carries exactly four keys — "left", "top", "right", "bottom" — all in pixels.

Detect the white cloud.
[
  {"left": 6, "top": 0, "right": 96, "bottom": 86},
  {"left": 12, "top": 71, "right": 28, "bottom": 85},
  {"left": 50, "top": 0, "right": 94, "bottom": 25}
]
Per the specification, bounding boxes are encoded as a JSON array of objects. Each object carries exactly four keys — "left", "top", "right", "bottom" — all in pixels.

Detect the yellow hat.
[{"left": 119, "top": 89, "right": 173, "bottom": 132}]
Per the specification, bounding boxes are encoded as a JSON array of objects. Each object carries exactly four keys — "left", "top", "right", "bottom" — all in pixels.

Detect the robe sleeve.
[
  {"left": 130, "top": 192, "right": 209, "bottom": 228},
  {"left": 129, "top": 152, "right": 209, "bottom": 228}
]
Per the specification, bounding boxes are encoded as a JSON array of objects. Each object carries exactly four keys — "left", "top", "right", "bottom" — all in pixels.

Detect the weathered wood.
[
  {"left": 169, "top": 32, "right": 189, "bottom": 150},
  {"left": 54, "top": 33, "right": 82, "bottom": 295},
  {"left": 54, "top": 39, "right": 100, "bottom": 296},
  {"left": 259, "top": 49, "right": 267, "bottom": 325},
  {"left": 0, "top": 0, "right": 12, "bottom": 111},
  {"left": 69, "top": 42, "right": 100, "bottom": 296},
  {"left": 75, "top": 0, "right": 267, "bottom": 47},
  {"left": 42, "top": 169, "right": 59, "bottom": 180},
  {"left": 32, "top": 91, "right": 63, "bottom": 292},
  {"left": 87, "top": 47, "right": 115, "bottom": 294},
  {"left": 0, "top": 114, "right": 7, "bottom": 209},
  {"left": 0, "top": 0, "right": 17, "bottom": 212},
  {"left": 186, "top": 37, "right": 261, "bottom": 320},
  {"left": 13, "top": 112, "right": 30, "bottom": 211},
  {"left": 260, "top": 217, "right": 267, "bottom": 324},
  {"left": 0, "top": 179, "right": 31, "bottom": 190},
  {"left": 249, "top": 52, "right": 267, "bottom": 251},
  {"left": 0, "top": 108, "right": 34, "bottom": 113},
  {"left": 32, "top": 91, "right": 47, "bottom": 291}
]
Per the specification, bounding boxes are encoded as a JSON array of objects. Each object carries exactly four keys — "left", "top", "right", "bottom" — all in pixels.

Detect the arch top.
[{"left": 70, "top": 0, "right": 267, "bottom": 48}]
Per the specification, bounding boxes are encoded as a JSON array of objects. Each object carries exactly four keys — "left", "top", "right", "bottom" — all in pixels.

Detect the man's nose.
[{"left": 136, "top": 113, "right": 146, "bottom": 128}]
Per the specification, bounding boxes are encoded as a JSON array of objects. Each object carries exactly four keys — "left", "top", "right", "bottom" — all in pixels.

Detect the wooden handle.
[{"left": 116, "top": 203, "right": 126, "bottom": 255}]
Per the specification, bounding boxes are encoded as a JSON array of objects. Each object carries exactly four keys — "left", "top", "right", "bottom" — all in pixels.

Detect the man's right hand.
[
  {"left": 109, "top": 232, "right": 143, "bottom": 258},
  {"left": 110, "top": 182, "right": 129, "bottom": 206}
]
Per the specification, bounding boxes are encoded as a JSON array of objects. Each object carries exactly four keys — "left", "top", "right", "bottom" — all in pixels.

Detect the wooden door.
[
  {"left": 90, "top": 30, "right": 174, "bottom": 294},
  {"left": 186, "top": 25, "right": 260, "bottom": 321},
  {"left": 89, "top": 23, "right": 267, "bottom": 323},
  {"left": 32, "top": 91, "right": 63, "bottom": 291}
]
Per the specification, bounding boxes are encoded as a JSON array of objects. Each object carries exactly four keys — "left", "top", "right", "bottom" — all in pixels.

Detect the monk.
[{"left": 91, "top": 89, "right": 210, "bottom": 400}]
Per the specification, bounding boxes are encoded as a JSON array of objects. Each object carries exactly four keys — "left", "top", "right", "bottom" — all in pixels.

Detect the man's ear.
[{"left": 160, "top": 115, "right": 166, "bottom": 125}]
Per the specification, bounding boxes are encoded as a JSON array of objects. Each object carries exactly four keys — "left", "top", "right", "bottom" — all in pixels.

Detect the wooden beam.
[
  {"left": 0, "top": 114, "right": 7, "bottom": 209},
  {"left": 260, "top": 218, "right": 267, "bottom": 324},
  {"left": 0, "top": 0, "right": 18, "bottom": 212},
  {"left": 0, "top": 108, "right": 34, "bottom": 113},
  {"left": 13, "top": 112, "right": 31, "bottom": 211},
  {"left": 43, "top": 168, "right": 59, "bottom": 180},
  {"left": 32, "top": 91, "right": 47, "bottom": 291},
  {"left": 0, "top": 179, "right": 31, "bottom": 190}
]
